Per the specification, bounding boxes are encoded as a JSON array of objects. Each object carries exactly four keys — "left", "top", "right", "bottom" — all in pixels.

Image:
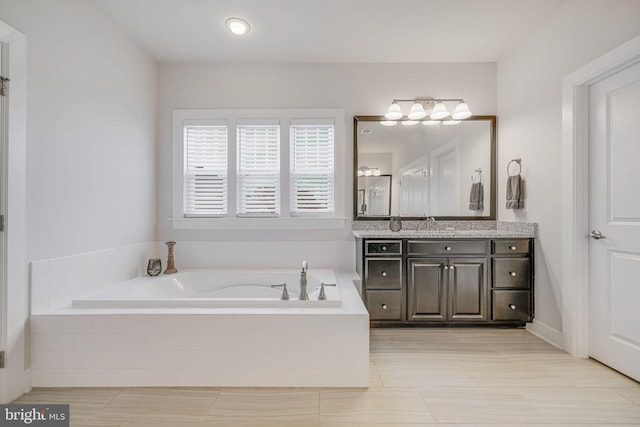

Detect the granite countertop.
[{"left": 351, "top": 221, "right": 537, "bottom": 239}]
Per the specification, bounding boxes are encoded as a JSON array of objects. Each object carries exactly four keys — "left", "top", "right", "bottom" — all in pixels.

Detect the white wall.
[
  {"left": 497, "top": 0, "right": 640, "bottom": 345},
  {"left": 0, "top": 0, "right": 157, "bottom": 262},
  {"left": 0, "top": 0, "right": 157, "bottom": 402},
  {"left": 157, "top": 62, "right": 496, "bottom": 249}
]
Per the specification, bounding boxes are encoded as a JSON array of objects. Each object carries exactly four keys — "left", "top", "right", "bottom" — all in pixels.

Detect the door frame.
[{"left": 561, "top": 34, "right": 640, "bottom": 358}]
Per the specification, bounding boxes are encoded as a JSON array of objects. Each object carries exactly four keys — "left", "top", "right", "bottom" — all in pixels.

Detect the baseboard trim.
[{"left": 526, "top": 320, "right": 566, "bottom": 351}]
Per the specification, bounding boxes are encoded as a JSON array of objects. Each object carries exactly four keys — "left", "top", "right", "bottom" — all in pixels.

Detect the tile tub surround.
[
  {"left": 30, "top": 242, "right": 156, "bottom": 314},
  {"left": 352, "top": 220, "right": 537, "bottom": 238},
  {"left": 29, "top": 272, "right": 369, "bottom": 388}
]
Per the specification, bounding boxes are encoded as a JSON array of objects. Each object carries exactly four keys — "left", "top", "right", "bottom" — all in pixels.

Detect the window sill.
[{"left": 171, "top": 217, "right": 348, "bottom": 230}]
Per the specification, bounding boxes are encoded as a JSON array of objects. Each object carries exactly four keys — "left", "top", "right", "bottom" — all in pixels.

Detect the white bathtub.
[
  {"left": 72, "top": 269, "right": 341, "bottom": 308},
  {"left": 32, "top": 267, "right": 368, "bottom": 388}
]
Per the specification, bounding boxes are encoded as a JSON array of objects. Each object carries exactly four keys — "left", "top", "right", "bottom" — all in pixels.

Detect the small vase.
[
  {"left": 389, "top": 216, "right": 402, "bottom": 232},
  {"left": 146, "top": 258, "right": 162, "bottom": 276}
]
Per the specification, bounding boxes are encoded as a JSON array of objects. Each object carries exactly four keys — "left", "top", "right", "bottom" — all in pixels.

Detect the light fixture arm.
[{"left": 391, "top": 98, "right": 465, "bottom": 103}]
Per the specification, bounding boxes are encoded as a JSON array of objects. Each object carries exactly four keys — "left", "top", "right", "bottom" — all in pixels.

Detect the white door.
[{"left": 589, "top": 60, "right": 640, "bottom": 382}]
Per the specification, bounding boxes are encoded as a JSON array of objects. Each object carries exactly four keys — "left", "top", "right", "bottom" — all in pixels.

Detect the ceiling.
[{"left": 91, "top": 0, "right": 568, "bottom": 63}]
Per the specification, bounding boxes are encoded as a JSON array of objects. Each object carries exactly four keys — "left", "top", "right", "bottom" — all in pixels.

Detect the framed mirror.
[{"left": 354, "top": 115, "right": 496, "bottom": 220}]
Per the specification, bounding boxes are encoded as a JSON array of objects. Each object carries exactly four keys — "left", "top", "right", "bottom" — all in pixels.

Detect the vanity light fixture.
[
  {"left": 358, "top": 166, "right": 381, "bottom": 177},
  {"left": 442, "top": 120, "right": 462, "bottom": 125},
  {"left": 383, "top": 98, "right": 472, "bottom": 122},
  {"left": 422, "top": 120, "right": 440, "bottom": 126},
  {"left": 379, "top": 120, "right": 398, "bottom": 126},
  {"left": 225, "top": 17, "right": 251, "bottom": 35},
  {"left": 401, "top": 120, "right": 419, "bottom": 126}
]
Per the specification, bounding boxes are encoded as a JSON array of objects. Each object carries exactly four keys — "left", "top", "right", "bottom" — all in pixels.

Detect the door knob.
[{"left": 589, "top": 230, "right": 607, "bottom": 240}]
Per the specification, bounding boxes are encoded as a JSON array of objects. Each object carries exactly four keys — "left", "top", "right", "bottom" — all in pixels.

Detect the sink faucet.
[
  {"left": 424, "top": 217, "right": 436, "bottom": 230},
  {"left": 299, "top": 261, "right": 309, "bottom": 300}
]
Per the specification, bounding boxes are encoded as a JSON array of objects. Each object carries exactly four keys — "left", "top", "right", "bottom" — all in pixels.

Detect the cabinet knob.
[
  {"left": 381, "top": 271, "right": 387, "bottom": 277},
  {"left": 381, "top": 246, "right": 387, "bottom": 251},
  {"left": 509, "top": 245, "right": 517, "bottom": 251},
  {"left": 445, "top": 246, "right": 452, "bottom": 251},
  {"left": 449, "top": 265, "right": 455, "bottom": 270},
  {"left": 509, "top": 304, "right": 517, "bottom": 310},
  {"left": 381, "top": 304, "right": 388, "bottom": 310},
  {"left": 443, "top": 265, "right": 449, "bottom": 270},
  {"left": 509, "top": 271, "right": 517, "bottom": 277}
]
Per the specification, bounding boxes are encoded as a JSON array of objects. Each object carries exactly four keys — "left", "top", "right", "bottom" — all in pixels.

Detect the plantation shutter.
[
  {"left": 183, "top": 125, "right": 228, "bottom": 217},
  {"left": 237, "top": 124, "right": 280, "bottom": 216},
  {"left": 290, "top": 123, "right": 335, "bottom": 215}
]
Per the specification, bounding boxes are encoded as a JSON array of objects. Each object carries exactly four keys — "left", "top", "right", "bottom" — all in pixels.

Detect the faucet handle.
[
  {"left": 318, "top": 282, "right": 336, "bottom": 300},
  {"left": 302, "top": 260, "right": 309, "bottom": 272},
  {"left": 270, "top": 283, "right": 289, "bottom": 300}
]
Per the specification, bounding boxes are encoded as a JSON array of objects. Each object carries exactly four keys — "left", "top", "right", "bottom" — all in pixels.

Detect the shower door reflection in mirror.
[{"left": 357, "top": 175, "right": 391, "bottom": 216}]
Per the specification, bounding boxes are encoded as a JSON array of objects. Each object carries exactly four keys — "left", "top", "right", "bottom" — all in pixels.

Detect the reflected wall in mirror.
[
  {"left": 357, "top": 175, "right": 391, "bottom": 216},
  {"left": 354, "top": 116, "right": 496, "bottom": 219}
]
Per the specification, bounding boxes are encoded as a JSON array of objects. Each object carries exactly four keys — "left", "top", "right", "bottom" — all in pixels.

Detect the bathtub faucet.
[{"left": 299, "top": 261, "right": 309, "bottom": 300}]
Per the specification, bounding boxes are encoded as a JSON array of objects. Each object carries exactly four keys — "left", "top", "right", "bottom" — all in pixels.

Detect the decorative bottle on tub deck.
[{"left": 164, "top": 241, "right": 178, "bottom": 274}]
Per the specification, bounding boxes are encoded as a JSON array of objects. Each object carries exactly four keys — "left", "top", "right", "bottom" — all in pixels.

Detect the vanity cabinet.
[{"left": 356, "top": 237, "right": 533, "bottom": 326}]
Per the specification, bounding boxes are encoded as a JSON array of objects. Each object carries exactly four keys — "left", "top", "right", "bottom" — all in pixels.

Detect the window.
[
  {"left": 290, "top": 123, "right": 334, "bottom": 215},
  {"left": 172, "top": 109, "right": 345, "bottom": 230},
  {"left": 237, "top": 124, "right": 280, "bottom": 216},
  {"left": 183, "top": 125, "right": 227, "bottom": 217}
]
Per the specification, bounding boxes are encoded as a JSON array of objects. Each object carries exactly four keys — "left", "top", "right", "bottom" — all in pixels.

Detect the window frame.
[{"left": 172, "top": 108, "right": 346, "bottom": 230}]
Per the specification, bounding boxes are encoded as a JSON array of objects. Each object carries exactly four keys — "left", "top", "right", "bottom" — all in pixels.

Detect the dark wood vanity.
[{"left": 355, "top": 235, "right": 534, "bottom": 327}]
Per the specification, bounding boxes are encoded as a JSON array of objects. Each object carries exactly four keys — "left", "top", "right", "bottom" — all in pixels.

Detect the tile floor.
[{"left": 13, "top": 328, "right": 640, "bottom": 426}]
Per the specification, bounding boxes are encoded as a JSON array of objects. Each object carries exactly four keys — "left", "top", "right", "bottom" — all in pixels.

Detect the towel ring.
[
  {"left": 471, "top": 168, "right": 482, "bottom": 183},
  {"left": 507, "top": 158, "right": 521, "bottom": 176}
]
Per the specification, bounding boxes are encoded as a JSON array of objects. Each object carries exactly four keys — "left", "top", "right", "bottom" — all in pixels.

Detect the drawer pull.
[
  {"left": 509, "top": 271, "right": 517, "bottom": 277},
  {"left": 381, "top": 246, "right": 387, "bottom": 251},
  {"left": 509, "top": 304, "right": 517, "bottom": 310},
  {"left": 445, "top": 246, "right": 452, "bottom": 251},
  {"left": 381, "top": 304, "right": 388, "bottom": 310},
  {"left": 381, "top": 271, "right": 387, "bottom": 277},
  {"left": 509, "top": 245, "right": 517, "bottom": 251}
]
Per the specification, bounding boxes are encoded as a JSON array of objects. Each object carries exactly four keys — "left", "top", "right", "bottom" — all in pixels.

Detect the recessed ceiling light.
[{"left": 225, "top": 17, "right": 251, "bottom": 36}]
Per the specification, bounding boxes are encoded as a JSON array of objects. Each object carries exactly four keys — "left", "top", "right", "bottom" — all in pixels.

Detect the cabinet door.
[
  {"left": 449, "top": 258, "right": 488, "bottom": 321},
  {"left": 407, "top": 258, "right": 447, "bottom": 321}
]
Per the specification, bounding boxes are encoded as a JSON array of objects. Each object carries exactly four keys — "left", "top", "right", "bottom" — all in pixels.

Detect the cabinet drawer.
[
  {"left": 365, "top": 258, "right": 402, "bottom": 290},
  {"left": 365, "top": 240, "right": 402, "bottom": 256},
  {"left": 366, "top": 291, "right": 402, "bottom": 320},
  {"left": 493, "top": 258, "right": 530, "bottom": 288},
  {"left": 493, "top": 239, "right": 530, "bottom": 255},
  {"left": 407, "top": 240, "right": 487, "bottom": 256},
  {"left": 492, "top": 290, "right": 531, "bottom": 322}
]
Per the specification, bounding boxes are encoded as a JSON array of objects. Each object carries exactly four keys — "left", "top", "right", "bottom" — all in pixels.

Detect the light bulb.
[
  {"left": 225, "top": 18, "right": 251, "bottom": 35},
  {"left": 452, "top": 101, "right": 472, "bottom": 120},
  {"left": 384, "top": 102, "right": 403, "bottom": 120},
  {"left": 430, "top": 101, "right": 450, "bottom": 120},
  {"left": 407, "top": 102, "right": 427, "bottom": 120}
]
